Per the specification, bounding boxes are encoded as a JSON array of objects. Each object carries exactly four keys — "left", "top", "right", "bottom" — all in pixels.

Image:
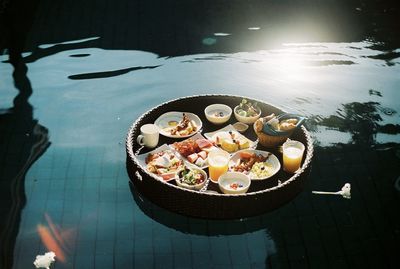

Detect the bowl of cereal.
[
  {"left": 218, "top": 172, "right": 251, "bottom": 194},
  {"left": 204, "top": 104, "right": 232, "bottom": 125}
]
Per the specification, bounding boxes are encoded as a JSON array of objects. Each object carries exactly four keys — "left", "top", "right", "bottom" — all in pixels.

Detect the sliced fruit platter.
[{"left": 204, "top": 125, "right": 256, "bottom": 153}]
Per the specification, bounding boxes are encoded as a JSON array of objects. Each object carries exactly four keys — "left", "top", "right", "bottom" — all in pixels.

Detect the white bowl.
[
  {"left": 175, "top": 167, "right": 208, "bottom": 190},
  {"left": 218, "top": 172, "right": 251, "bottom": 194},
  {"left": 234, "top": 105, "right": 261, "bottom": 124},
  {"left": 232, "top": 122, "right": 249, "bottom": 133},
  {"left": 204, "top": 104, "right": 232, "bottom": 125}
]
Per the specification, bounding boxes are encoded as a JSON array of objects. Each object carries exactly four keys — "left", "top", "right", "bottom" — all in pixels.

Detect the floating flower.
[{"left": 312, "top": 183, "right": 351, "bottom": 199}]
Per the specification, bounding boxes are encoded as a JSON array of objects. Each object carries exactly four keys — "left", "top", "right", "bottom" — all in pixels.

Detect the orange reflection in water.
[{"left": 37, "top": 213, "right": 76, "bottom": 263}]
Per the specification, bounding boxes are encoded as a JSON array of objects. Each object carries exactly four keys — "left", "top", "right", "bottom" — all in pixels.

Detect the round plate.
[
  {"left": 229, "top": 149, "right": 281, "bottom": 180},
  {"left": 155, "top": 112, "right": 203, "bottom": 138}
]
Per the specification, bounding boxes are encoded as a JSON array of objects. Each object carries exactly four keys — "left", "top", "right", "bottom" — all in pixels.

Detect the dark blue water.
[{"left": 1, "top": 0, "right": 399, "bottom": 268}]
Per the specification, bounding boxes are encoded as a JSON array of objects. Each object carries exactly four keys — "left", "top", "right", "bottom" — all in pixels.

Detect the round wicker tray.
[{"left": 126, "top": 94, "right": 314, "bottom": 219}]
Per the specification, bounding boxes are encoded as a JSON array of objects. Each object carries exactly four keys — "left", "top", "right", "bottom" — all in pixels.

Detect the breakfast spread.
[{"left": 137, "top": 100, "right": 304, "bottom": 193}]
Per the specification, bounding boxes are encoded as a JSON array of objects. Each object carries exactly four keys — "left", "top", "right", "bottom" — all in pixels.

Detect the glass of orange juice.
[
  {"left": 282, "top": 139, "right": 305, "bottom": 173},
  {"left": 208, "top": 150, "right": 230, "bottom": 182}
]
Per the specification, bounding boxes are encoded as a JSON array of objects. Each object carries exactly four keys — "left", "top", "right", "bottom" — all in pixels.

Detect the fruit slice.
[
  {"left": 221, "top": 138, "right": 239, "bottom": 152},
  {"left": 238, "top": 138, "right": 250, "bottom": 149}
]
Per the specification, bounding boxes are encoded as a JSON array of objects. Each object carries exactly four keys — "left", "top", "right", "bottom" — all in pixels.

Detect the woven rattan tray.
[{"left": 126, "top": 94, "right": 313, "bottom": 219}]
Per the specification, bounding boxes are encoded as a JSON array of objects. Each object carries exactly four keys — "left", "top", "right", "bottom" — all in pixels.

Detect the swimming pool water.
[{"left": 1, "top": 1, "right": 399, "bottom": 268}]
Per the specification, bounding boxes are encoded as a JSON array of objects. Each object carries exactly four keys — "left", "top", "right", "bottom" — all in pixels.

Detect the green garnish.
[{"left": 237, "top": 99, "right": 260, "bottom": 117}]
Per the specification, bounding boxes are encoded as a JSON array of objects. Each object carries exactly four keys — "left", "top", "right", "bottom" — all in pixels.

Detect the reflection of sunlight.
[
  {"left": 2, "top": 37, "right": 397, "bottom": 150},
  {"left": 214, "top": 33, "right": 231, "bottom": 36},
  {"left": 37, "top": 213, "right": 76, "bottom": 263},
  {"left": 262, "top": 48, "right": 312, "bottom": 82}
]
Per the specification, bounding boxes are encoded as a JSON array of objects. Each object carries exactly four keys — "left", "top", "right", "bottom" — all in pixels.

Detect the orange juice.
[
  {"left": 208, "top": 151, "right": 230, "bottom": 182},
  {"left": 282, "top": 140, "right": 305, "bottom": 173}
]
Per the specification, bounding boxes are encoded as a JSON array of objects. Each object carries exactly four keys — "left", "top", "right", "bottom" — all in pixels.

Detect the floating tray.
[{"left": 126, "top": 94, "right": 313, "bottom": 219}]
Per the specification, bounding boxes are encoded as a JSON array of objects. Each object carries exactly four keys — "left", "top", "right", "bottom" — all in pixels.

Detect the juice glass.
[
  {"left": 282, "top": 139, "right": 305, "bottom": 173},
  {"left": 208, "top": 150, "right": 230, "bottom": 182}
]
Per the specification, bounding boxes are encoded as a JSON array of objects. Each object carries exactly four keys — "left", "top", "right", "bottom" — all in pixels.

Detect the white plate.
[
  {"left": 137, "top": 144, "right": 184, "bottom": 181},
  {"left": 169, "top": 133, "right": 218, "bottom": 169},
  {"left": 154, "top": 111, "right": 203, "bottom": 138},
  {"left": 203, "top": 124, "right": 257, "bottom": 152},
  {"left": 228, "top": 149, "right": 280, "bottom": 180}
]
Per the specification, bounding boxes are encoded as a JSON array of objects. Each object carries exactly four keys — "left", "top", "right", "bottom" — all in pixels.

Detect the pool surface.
[{"left": 1, "top": 0, "right": 399, "bottom": 268}]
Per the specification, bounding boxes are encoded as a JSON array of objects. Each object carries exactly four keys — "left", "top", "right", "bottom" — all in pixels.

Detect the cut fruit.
[
  {"left": 238, "top": 138, "right": 250, "bottom": 149},
  {"left": 221, "top": 139, "right": 239, "bottom": 152}
]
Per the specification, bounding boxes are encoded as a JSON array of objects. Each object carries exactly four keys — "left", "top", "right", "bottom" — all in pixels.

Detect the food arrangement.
[
  {"left": 155, "top": 112, "right": 202, "bottom": 138},
  {"left": 263, "top": 113, "right": 298, "bottom": 132},
  {"left": 234, "top": 99, "right": 261, "bottom": 124},
  {"left": 253, "top": 113, "right": 306, "bottom": 147},
  {"left": 163, "top": 113, "right": 198, "bottom": 136},
  {"left": 229, "top": 150, "right": 280, "bottom": 180},
  {"left": 175, "top": 166, "right": 207, "bottom": 190},
  {"left": 204, "top": 126, "right": 254, "bottom": 153},
  {"left": 230, "top": 151, "right": 269, "bottom": 173},
  {"left": 235, "top": 99, "right": 260, "bottom": 118},
  {"left": 171, "top": 134, "right": 217, "bottom": 167},
  {"left": 145, "top": 149, "right": 184, "bottom": 181},
  {"left": 136, "top": 100, "right": 304, "bottom": 193},
  {"left": 214, "top": 130, "right": 250, "bottom": 152},
  {"left": 255, "top": 113, "right": 305, "bottom": 134}
]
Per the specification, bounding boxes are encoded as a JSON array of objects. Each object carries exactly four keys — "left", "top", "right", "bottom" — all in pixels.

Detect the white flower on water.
[
  {"left": 312, "top": 183, "right": 351, "bottom": 199},
  {"left": 33, "top": 251, "right": 56, "bottom": 269}
]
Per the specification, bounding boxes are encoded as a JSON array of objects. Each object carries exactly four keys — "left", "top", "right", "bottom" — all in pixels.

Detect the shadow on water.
[
  {"left": 130, "top": 181, "right": 281, "bottom": 265},
  {"left": 0, "top": 61, "right": 50, "bottom": 269},
  {"left": 308, "top": 101, "right": 400, "bottom": 146},
  {"left": 1, "top": 1, "right": 50, "bottom": 268},
  {"left": 130, "top": 181, "right": 271, "bottom": 236},
  {"left": 68, "top": 65, "right": 160, "bottom": 80}
]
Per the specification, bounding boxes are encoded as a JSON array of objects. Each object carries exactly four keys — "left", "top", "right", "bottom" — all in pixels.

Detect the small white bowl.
[
  {"left": 218, "top": 172, "right": 250, "bottom": 194},
  {"left": 234, "top": 105, "right": 261, "bottom": 124},
  {"left": 232, "top": 122, "right": 249, "bottom": 133},
  {"left": 175, "top": 167, "right": 208, "bottom": 190},
  {"left": 204, "top": 104, "right": 232, "bottom": 125}
]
